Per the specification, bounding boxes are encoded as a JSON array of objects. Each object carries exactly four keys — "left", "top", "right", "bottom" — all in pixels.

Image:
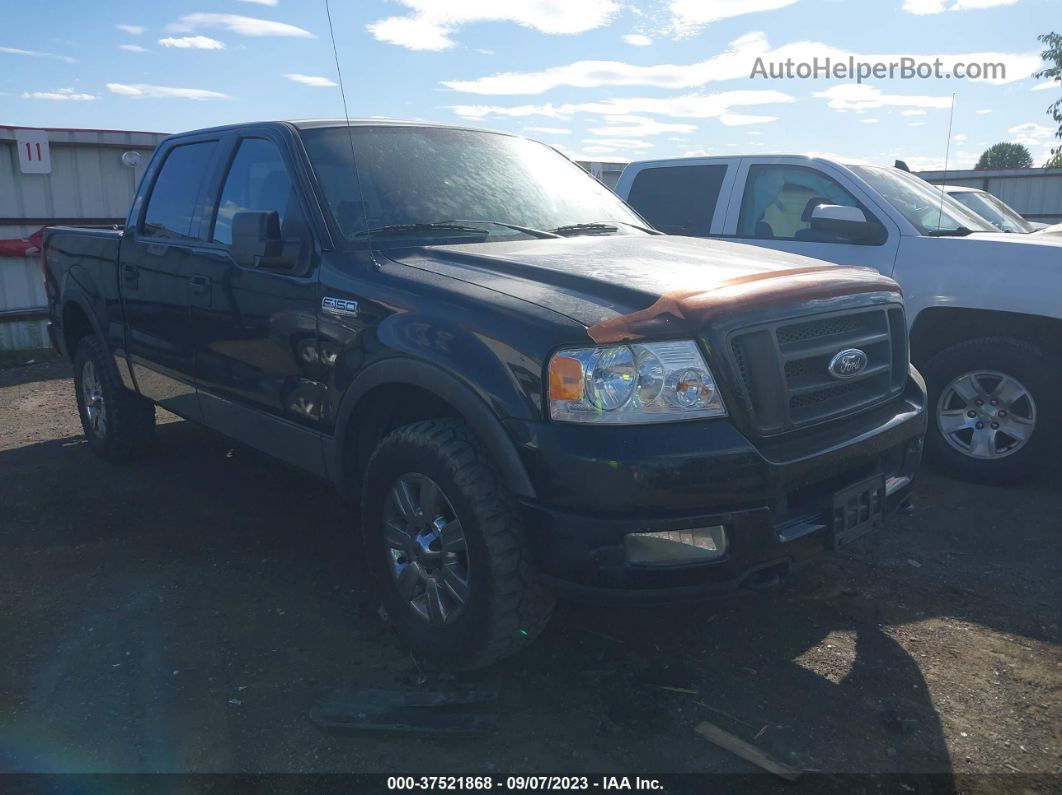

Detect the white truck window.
[
  {"left": 738, "top": 164, "right": 870, "bottom": 242},
  {"left": 626, "top": 164, "right": 728, "bottom": 236}
]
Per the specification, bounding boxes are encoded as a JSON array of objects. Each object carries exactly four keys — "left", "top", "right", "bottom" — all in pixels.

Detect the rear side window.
[
  {"left": 626, "top": 165, "right": 728, "bottom": 236},
  {"left": 142, "top": 142, "right": 217, "bottom": 239},
  {"left": 212, "top": 138, "right": 305, "bottom": 246}
]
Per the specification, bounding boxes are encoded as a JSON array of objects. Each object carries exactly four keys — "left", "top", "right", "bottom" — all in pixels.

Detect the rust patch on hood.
[{"left": 587, "top": 265, "right": 900, "bottom": 343}]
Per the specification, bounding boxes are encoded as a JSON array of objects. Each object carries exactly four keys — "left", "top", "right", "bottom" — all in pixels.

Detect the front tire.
[
  {"left": 361, "top": 418, "right": 554, "bottom": 669},
  {"left": 74, "top": 336, "right": 156, "bottom": 462},
  {"left": 924, "top": 337, "right": 1059, "bottom": 485}
]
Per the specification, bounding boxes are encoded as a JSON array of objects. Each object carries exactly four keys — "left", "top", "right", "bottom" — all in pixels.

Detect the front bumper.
[{"left": 506, "top": 374, "right": 926, "bottom": 603}]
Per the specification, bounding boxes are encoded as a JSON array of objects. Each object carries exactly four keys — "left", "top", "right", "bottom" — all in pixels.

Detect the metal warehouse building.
[
  {"left": 915, "top": 167, "right": 1062, "bottom": 225},
  {"left": 0, "top": 126, "right": 166, "bottom": 351}
]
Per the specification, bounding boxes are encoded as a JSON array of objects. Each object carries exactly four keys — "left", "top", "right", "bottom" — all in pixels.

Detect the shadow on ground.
[{"left": 1, "top": 376, "right": 1059, "bottom": 786}]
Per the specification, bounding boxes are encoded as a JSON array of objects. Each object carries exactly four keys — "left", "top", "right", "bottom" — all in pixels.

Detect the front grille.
[{"left": 729, "top": 306, "right": 907, "bottom": 434}]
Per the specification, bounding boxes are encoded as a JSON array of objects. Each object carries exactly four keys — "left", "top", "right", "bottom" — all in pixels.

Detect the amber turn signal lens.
[{"left": 549, "top": 355, "right": 584, "bottom": 401}]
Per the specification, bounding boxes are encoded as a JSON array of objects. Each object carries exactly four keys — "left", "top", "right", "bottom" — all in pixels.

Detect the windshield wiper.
[
  {"left": 355, "top": 223, "right": 490, "bottom": 238},
  {"left": 551, "top": 222, "right": 619, "bottom": 236},
  {"left": 925, "top": 226, "right": 974, "bottom": 237},
  {"left": 551, "top": 220, "right": 659, "bottom": 236},
  {"left": 444, "top": 220, "right": 560, "bottom": 239}
]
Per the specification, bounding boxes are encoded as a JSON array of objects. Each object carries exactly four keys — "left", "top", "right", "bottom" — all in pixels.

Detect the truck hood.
[
  {"left": 386, "top": 235, "right": 899, "bottom": 339},
  {"left": 958, "top": 231, "right": 1062, "bottom": 247}
]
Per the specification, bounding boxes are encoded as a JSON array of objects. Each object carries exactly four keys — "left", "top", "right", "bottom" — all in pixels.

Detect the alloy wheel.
[
  {"left": 937, "top": 370, "right": 1036, "bottom": 460},
  {"left": 383, "top": 473, "right": 471, "bottom": 625},
  {"left": 81, "top": 359, "right": 107, "bottom": 438}
]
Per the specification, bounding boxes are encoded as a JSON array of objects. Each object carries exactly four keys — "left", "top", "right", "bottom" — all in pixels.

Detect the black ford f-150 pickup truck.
[{"left": 44, "top": 119, "right": 926, "bottom": 668}]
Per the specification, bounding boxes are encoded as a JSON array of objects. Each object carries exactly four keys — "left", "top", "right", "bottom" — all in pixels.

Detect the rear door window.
[
  {"left": 626, "top": 165, "right": 728, "bottom": 236},
  {"left": 142, "top": 141, "right": 217, "bottom": 239}
]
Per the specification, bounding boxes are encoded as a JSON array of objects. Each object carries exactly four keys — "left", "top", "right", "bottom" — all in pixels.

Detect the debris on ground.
[{"left": 694, "top": 720, "right": 802, "bottom": 781}]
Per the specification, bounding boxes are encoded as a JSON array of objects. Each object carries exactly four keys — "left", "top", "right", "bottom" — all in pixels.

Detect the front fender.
[{"left": 326, "top": 357, "right": 537, "bottom": 498}]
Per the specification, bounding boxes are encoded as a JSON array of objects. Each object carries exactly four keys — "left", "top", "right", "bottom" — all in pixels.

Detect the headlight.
[{"left": 548, "top": 340, "right": 726, "bottom": 424}]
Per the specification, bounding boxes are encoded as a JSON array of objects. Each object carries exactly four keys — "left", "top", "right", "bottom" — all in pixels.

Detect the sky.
[{"left": 1, "top": 0, "right": 1059, "bottom": 170}]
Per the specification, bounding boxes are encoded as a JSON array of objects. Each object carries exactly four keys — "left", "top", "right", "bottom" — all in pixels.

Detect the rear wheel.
[
  {"left": 74, "top": 336, "right": 155, "bottom": 462},
  {"left": 361, "top": 418, "right": 554, "bottom": 669},
  {"left": 924, "top": 337, "right": 1059, "bottom": 485}
]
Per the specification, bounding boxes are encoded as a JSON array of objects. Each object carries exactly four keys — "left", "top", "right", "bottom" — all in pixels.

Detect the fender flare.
[
  {"left": 58, "top": 288, "right": 107, "bottom": 360},
  {"left": 327, "top": 358, "right": 537, "bottom": 499}
]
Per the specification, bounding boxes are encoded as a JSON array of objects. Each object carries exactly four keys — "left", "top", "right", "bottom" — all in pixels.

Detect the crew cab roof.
[
  {"left": 160, "top": 118, "right": 515, "bottom": 141},
  {"left": 623, "top": 154, "right": 874, "bottom": 169}
]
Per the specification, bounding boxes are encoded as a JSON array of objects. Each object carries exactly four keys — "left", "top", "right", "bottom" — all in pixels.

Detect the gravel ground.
[{"left": 1, "top": 360, "right": 1059, "bottom": 790}]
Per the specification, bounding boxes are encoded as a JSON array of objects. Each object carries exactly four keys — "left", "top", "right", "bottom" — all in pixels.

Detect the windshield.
[
  {"left": 949, "top": 190, "right": 1035, "bottom": 233},
  {"left": 849, "top": 165, "right": 997, "bottom": 235},
  {"left": 300, "top": 126, "right": 648, "bottom": 245}
]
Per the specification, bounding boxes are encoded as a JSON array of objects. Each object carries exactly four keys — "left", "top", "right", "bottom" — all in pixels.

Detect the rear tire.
[
  {"left": 361, "top": 418, "right": 554, "bottom": 670},
  {"left": 923, "top": 337, "right": 1059, "bottom": 485},
  {"left": 74, "top": 336, "right": 156, "bottom": 462}
]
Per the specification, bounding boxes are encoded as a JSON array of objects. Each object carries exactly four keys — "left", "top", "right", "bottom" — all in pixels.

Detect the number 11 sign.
[{"left": 15, "top": 129, "right": 51, "bottom": 174}]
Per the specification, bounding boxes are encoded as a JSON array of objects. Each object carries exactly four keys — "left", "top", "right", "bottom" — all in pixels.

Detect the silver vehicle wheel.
[
  {"left": 81, "top": 359, "right": 108, "bottom": 438},
  {"left": 383, "top": 473, "right": 471, "bottom": 625},
  {"left": 936, "top": 370, "right": 1036, "bottom": 460}
]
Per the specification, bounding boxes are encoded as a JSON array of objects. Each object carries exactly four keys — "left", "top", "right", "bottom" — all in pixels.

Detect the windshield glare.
[
  {"left": 850, "top": 165, "right": 996, "bottom": 234},
  {"left": 949, "top": 190, "right": 1035, "bottom": 233},
  {"left": 300, "top": 126, "right": 648, "bottom": 244}
]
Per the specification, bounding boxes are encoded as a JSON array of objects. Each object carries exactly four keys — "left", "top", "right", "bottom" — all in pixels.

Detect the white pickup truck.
[{"left": 616, "top": 155, "right": 1062, "bottom": 485}]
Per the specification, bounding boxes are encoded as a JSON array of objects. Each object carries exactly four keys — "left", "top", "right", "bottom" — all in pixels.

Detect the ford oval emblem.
[{"left": 828, "top": 348, "right": 869, "bottom": 379}]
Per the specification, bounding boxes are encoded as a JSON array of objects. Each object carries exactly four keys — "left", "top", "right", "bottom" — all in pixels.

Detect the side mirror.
[
  {"left": 809, "top": 204, "right": 881, "bottom": 243},
  {"left": 231, "top": 210, "right": 284, "bottom": 267}
]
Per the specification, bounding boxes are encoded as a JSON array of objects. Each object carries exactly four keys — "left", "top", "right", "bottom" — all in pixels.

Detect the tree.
[
  {"left": 1034, "top": 32, "right": 1061, "bottom": 161},
  {"left": 1046, "top": 151, "right": 1062, "bottom": 169},
  {"left": 975, "top": 142, "right": 1033, "bottom": 169}
]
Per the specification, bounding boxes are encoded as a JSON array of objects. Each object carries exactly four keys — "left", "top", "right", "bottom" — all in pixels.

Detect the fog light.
[{"left": 624, "top": 525, "right": 728, "bottom": 565}]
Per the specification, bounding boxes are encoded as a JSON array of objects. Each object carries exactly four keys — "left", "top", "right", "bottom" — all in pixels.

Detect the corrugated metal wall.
[
  {"left": 918, "top": 167, "right": 1062, "bottom": 223},
  {"left": 0, "top": 127, "right": 166, "bottom": 351}
]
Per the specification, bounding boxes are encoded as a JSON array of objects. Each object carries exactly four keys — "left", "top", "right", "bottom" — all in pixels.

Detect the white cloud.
[
  {"left": 238, "top": 0, "right": 279, "bottom": 5},
  {"left": 587, "top": 114, "right": 697, "bottom": 137},
  {"left": 902, "top": 0, "right": 1017, "bottom": 13},
  {"left": 975, "top": 108, "right": 992, "bottom": 113},
  {"left": 284, "top": 73, "right": 337, "bottom": 87},
  {"left": 168, "top": 13, "right": 313, "bottom": 38},
  {"left": 116, "top": 24, "right": 145, "bottom": 35},
  {"left": 582, "top": 138, "right": 654, "bottom": 150},
  {"left": 450, "top": 90, "right": 793, "bottom": 127},
  {"left": 670, "top": 0, "right": 799, "bottom": 36},
  {"left": 953, "top": 133, "right": 967, "bottom": 143},
  {"left": 718, "top": 113, "right": 779, "bottom": 126},
  {"left": 900, "top": 109, "right": 927, "bottom": 116},
  {"left": 22, "top": 87, "right": 96, "bottom": 101},
  {"left": 159, "top": 36, "right": 226, "bottom": 50},
  {"left": 367, "top": 0, "right": 618, "bottom": 51},
  {"left": 0, "top": 45, "right": 75, "bottom": 64},
  {"left": 814, "top": 84, "right": 952, "bottom": 112},
  {"left": 441, "top": 31, "right": 1038, "bottom": 95},
  {"left": 623, "top": 34, "right": 652, "bottom": 46},
  {"left": 119, "top": 44, "right": 150, "bottom": 53},
  {"left": 909, "top": 121, "right": 927, "bottom": 126},
  {"left": 107, "top": 82, "right": 230, "bottom": 100},
  {"left": 1032, "top": 80, "right": 1057, "bottom": 91},
  {"left": 1008, "top": 122, "right": 1053, "bottom": 142},
  {"left": 861, "top": 118, "right": 880, "bottom": 124},
  {"left": 524, "top": 126, "right": 571, "bottom": 134}
]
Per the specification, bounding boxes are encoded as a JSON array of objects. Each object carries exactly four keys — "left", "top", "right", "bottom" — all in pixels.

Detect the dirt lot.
[{"left": 1, "top": 361, "right": 1059, "bottom": 789}]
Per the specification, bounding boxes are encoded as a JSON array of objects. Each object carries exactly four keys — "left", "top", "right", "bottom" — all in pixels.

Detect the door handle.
[
  {"left": 121, "top": 263, "right": 138, "bottom": 288},
  {"left": 190, "top": 274, "right": 210, "bottom": 295}
]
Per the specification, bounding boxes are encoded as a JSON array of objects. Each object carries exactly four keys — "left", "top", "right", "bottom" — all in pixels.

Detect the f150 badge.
[
  {"left": 828, "top": 348, "right": 869, "bottom": 379},
  {"left": 322, "top": 297, "right": 359, "bottom": 317}
]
